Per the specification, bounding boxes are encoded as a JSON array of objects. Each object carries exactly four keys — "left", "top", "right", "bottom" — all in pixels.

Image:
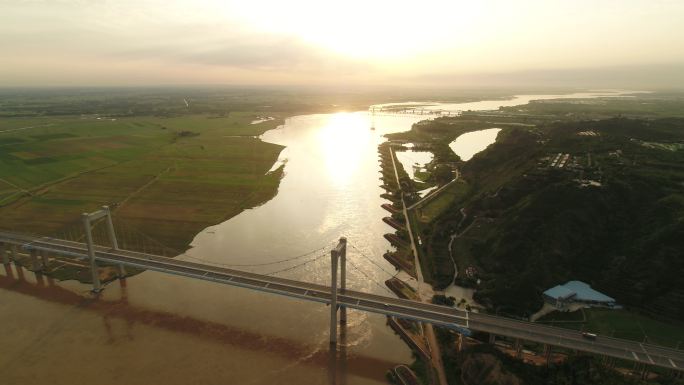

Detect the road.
[
  {"left": 389, "top": 146, "right": 448, "bottom": 385},
  {"left": 1, "top": 230, "right": 683, "bottom": 372},
  {"left": 407, "top": 170, "right": 460, "bottom": 211}
]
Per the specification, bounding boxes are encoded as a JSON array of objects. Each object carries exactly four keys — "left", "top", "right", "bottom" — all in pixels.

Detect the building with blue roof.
[{"left": 543, "top": 280, "right": 616, "bottom": 310}]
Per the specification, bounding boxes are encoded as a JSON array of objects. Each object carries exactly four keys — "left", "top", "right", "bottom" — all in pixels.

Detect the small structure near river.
[{"left": 543, "top": 281, "right": 617, "bottom": 311}]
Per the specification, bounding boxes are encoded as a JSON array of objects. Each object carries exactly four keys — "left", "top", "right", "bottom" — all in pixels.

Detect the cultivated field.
[{"left": 0, "top": 112, "right": 285, "bottom": 252}]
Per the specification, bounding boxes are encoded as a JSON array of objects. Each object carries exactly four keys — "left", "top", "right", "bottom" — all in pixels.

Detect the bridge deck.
[{"left": 1, "top": 230, "right": 682, "bottom": 371}]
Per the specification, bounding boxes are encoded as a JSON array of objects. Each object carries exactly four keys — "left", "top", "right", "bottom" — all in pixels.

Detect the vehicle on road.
[{"left": 582, "top": 332, "right": 597, "bottom": 340}]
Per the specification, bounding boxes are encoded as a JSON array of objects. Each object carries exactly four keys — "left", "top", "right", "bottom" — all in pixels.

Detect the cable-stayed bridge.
[{"left": 0, "top": 208, "right": 682, "bottom": 373}]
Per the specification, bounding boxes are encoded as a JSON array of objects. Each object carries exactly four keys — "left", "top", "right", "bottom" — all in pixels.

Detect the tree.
[{"left": 434, "top": 164, "right": 454, "bottom": 184}]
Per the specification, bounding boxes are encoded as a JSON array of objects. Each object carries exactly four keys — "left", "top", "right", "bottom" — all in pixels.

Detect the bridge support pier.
[
  {"left": 488, "top": 333, "right": 496, "bottom": 344},
  {"left": 35, "top": 271, "right": 46, "bottom": 286},
  {"left": 29, "top": 249, "right": 41, "bottom": 271},
  {"left": 329, "top": 237, "right": 347, "bottom": 344},
  {"left": 0, "top": 242, "right": 9, "bottom": 264},
  {"left": 40, "top": 250, "right": 49, "bottom": 271},
  {"left": 11, "top": 244, "right": 18, "bottom": 263},
  {"left": 2, "top": 260, "right": 14, "bottom": 280},
  {"left": 14, "top": 261, "right": 25, "bottom": 281},
  {"left": 543, "top": 344, "right": 551, "bottom": 365},
  {"left": 514, "top": 339, "right": 523, "bottom": 359},
  {"left": 602, "top": 355, "right": 614, "bottom": 368}
]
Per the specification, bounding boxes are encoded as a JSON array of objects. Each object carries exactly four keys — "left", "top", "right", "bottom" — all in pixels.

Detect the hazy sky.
[{"left": 1, "top": 0, "right": 683, "bottom": 88}]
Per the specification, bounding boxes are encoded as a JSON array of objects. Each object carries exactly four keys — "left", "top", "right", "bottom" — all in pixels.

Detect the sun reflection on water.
[{"left": 317, "top": 112, "right": 371, "bottom": 187}]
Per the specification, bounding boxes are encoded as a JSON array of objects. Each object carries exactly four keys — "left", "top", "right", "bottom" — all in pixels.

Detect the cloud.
[
  {"left": 0, "top": 1, "right": 372, "bottom": 78},
  {"left": 113, "top": 34, "right": 372, "bottom": 75},
  {"left": 2, "top": 0, "right": 684, "bottom": 87}
]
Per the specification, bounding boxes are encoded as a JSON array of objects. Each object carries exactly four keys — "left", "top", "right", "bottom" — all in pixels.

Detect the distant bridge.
[
  {"left": 369, "top": 107, "right": 460, "bottom": 117},
  {"left": 1, "top": 220, "right": 682, "bottom": 373}
]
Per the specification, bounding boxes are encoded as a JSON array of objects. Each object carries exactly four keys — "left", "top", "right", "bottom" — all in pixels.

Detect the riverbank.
[
  {"left": 393, "top": 93, "right": 684, "bottom": 385},
  {"left": 378, "top": 143, "right": 418, "bottom": 279}
]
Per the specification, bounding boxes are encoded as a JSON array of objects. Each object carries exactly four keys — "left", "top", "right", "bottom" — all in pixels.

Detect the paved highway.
[{"left": 1, "top": 230, "right": 682, "bottom": 371}]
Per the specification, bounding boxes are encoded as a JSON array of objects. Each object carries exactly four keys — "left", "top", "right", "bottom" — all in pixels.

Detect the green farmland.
[{"left": 0, "top": 112, "right": 285, "bottom": 252}]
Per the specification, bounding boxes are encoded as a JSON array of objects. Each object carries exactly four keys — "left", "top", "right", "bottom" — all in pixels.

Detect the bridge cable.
[
  {"left": 111, "top": 217, "right": 182, "bottom": 257},
  {"left": 21, "top": 216, "right": 95, "bottom": 250},
  {"left": 348, "top": 243, "right": 417, "bottom": 289},
  {"left": 266, "top": 252, "right": 329, "bottom": 276},
  {"left": 45, "top": 215, "right": 332, "bottom": 272},
  {"left": 176, "top": 244, "right": 332, "bottom": 269},
  {"left": 348, "top": 244, "right": 397, "bottom": 278},
  {"left": 346, "top": 258, "right": 394, "bottom": 296}
]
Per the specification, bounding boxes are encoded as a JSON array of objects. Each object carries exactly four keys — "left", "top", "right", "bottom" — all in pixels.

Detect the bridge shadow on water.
[{"left": 0, "top": 263, "right": 394, "bottom": 384}]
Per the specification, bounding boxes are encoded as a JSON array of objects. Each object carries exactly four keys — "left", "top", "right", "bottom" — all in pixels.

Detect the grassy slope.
[
  {"left": 416, "top": 180, "right": 469, "bottom": 224},
  {"left": 539, "top": 308, "right": 684, "bottom": 349},
  {"left": 0, "top": 112, "right": 285, "bottom": 251}
]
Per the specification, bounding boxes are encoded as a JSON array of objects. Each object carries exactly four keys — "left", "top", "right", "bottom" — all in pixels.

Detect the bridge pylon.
[
  {"left": 82, "top": 206, "right": 125, "bottom": 292},
  {"left": 330, "top": 237, "right": 347, "bottom": 345}
]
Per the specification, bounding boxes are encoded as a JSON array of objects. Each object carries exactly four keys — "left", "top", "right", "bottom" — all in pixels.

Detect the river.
[
  {"left": 449, "top": 128, "right": 502, "bottom": 161},
  {"left": 373, "top": 90, "right": 642, "bottom": 113},
  {"left": 0, "top": 91, "right": 633, "bottom": 385}
]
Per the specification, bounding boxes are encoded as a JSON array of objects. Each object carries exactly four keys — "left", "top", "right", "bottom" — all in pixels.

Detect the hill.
[{"left": 445, "top": 118, "right": 684, "bottom": 319}]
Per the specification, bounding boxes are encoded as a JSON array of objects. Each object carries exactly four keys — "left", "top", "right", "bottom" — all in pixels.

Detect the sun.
[{"left": 221, "top": 0, "right": 482, "bottom": 60}]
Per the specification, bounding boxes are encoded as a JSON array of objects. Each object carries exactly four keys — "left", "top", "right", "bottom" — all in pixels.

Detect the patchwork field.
[{"left": 0, "top": 112, "right": 285, "bottom": 251}]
